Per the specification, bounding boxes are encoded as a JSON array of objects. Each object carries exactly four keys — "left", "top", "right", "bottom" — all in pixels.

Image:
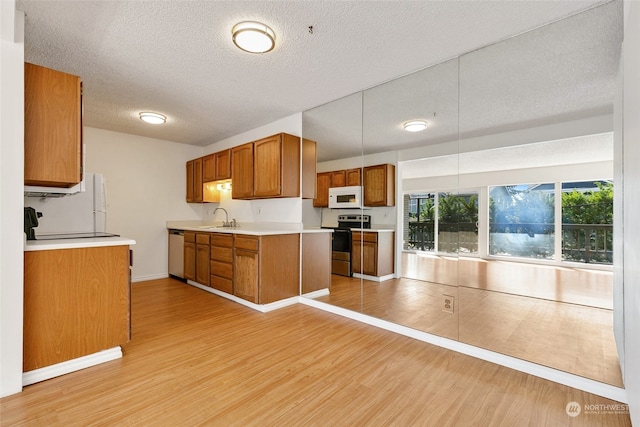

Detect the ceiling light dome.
[
  {"left": 232, "top": 21, "right": 276, "bottom": 53},
  {"left": 139, "top": 112, "right": 166, "bottom": 125},
  {"left": 403, "top": 120, "right": 428, "bottom": 132}
]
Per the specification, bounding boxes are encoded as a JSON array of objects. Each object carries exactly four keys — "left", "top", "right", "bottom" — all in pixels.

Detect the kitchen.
[{"left": 3, "top": 1, "right": 640, "bottom": 425}]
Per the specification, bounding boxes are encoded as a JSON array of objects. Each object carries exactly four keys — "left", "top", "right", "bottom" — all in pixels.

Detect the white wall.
[
  {"left": 84, "top": 127, "right": 203, "bottom": 281},
  {"left": 622, "top": 1, "right": 640, "bottom": 422},
  {"left": 0, "top": 1, "right": 24, "bottom": 398},
  {"left": 202, "top": 113, "right": 304, "bottom": 224}
]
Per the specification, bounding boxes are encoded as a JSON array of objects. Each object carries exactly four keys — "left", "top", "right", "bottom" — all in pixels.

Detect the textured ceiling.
[
  {"left": 17, "top": 0, "right": 613, "bottom": 155},
  {"left": 303, "top": 1, "right": 622, "bottom": 162}
]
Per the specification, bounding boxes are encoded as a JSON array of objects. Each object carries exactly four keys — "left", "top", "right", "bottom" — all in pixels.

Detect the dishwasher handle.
[{"left": 169, "top": 229, "right": 184, "bottom": 236}]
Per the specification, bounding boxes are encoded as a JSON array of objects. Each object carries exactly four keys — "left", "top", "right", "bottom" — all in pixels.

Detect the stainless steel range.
[{"left": 323, "top": 214, "right": 371, "bottom": 277}]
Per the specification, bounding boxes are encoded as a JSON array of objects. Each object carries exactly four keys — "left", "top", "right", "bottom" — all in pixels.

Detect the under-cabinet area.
[{"left": 171, "top": 225, "right": 332, "bottom": 309}]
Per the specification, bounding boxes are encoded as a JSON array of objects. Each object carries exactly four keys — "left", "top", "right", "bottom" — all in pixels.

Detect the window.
[
  {"left": 489, "top": 184, "right": 555, "bottom": 260},
  {"left": 438, "top": 192, "right": 478, "bottom": 254},
  {"left": 562, "top": 181, "right": 613, "bottom": 264}
]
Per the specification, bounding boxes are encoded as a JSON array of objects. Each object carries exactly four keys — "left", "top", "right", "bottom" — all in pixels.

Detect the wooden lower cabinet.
[
  {"left": 23, "top": 245, "right": 130, "bottom": 371},
  {"left": 210, "top": 233, "right": 234, "bottom": 294},
  {"left": 196, "top": 234, "right": 210, "bottom": 286},
  {"left": 184, "top": 232, "right": 196, "bottom": 281},
  {"left": 233, "top": 234, "right": 300, "bottom": 304},
  {"left": 352, "top": 231, "right": 395, "bottom": 278}
]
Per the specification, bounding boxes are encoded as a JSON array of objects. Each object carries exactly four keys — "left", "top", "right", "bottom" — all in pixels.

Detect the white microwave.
[{"left": 329, "top": 186, "right": 362, "bottom": 209}]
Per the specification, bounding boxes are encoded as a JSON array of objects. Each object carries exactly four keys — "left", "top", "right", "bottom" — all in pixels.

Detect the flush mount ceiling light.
[
  {"left": 232, "top": 21, "right": 276, "bottom": 53},
  {"left": 403, "top": 120, "right": 428, "bottom": 132},
  {"left": 139, "top": 112, "right": 166, "bottom": 125}
]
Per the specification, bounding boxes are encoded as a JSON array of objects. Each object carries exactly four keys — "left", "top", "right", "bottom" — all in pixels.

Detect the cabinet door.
[
  {"left": 253, "top": 135, "right": 282, "bottom": 197},
  {"left": 313, "top": 172, "right": 331, "bottom": 207},
  {"left": 232, "top": 143, "right": 254, "bottom": 199},
  {"left": 352, "top": 239, "right": 362, "bottom": 274},
  {"left": 214, "top": 149, "right": 232, "bottom": 180},
  {"left": 186, "top": 160, "right": 194, "bottom": 202},
  {"left": 330, "top": 170, "right": 346, "bottom": 187},
  {"left": 363, "top": 164, "right": 395, "bottom": 207},
  {"left": 233, "top": 249, "right": 259, "bottom": 303},
  {"left": 361, "top": 241, "right": 378, "bottom": 276},
  {"left": 196, "top": 242, "right": 210, "bottom": 286},
  {"left": 24, "top": 63, "right": 82, "bottom": 187},
  {"left": 184, "top": 241, "right": 196, "bottom": 281},
  {"left": 346, "top": 168, "right": 362, "bottom": 186},
  {"left": 193, "top": 158, "right": 204, "bottom": 202},
  {"left": 203, "top": 154, "right": 215, "bottom": 182}
]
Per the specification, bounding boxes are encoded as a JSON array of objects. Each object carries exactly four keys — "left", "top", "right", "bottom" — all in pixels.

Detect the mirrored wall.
[{"left": 302, "top": 1, "right": 623, "bottom": 386}]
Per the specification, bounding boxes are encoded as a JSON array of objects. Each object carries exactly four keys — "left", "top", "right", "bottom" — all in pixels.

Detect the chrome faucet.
[{"left": 214, "top": 207, "right": 231, "bottom": 227}]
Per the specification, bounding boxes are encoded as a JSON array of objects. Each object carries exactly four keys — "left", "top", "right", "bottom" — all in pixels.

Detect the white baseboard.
[
  {"left": 132, "top": 273, "right": 168, "bottom": 283},
  {"left": 298, "top": 297, "right": 628, "bottom": 404},
  {"left": 186, "top": 280, "right": 299, "bottom": 313},
  {"left": 22, "top": 347, "right": 122, "bottom": 387},
  {"left": 302, "top": 288, "right": 330, "bottom": 299},
  {"left": 353, "top": 273, "right": 394, "bottom": 282}
]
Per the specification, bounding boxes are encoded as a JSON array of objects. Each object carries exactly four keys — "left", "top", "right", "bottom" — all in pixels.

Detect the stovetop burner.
[{"left": 34, "top": 232, "right": 120, "bottom": 240}]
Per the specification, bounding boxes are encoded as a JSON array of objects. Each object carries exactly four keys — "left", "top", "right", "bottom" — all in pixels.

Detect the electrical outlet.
[{"left": 443, "top": 294, "right": 454, "bottom": 313}]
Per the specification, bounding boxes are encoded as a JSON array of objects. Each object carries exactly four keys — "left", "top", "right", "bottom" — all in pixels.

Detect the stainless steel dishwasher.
[{"left": 168, "top": 229, "right": 185, "bottom": 280}]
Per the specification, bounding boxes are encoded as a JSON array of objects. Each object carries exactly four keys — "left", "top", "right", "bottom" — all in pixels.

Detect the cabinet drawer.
[
  {"left": 353, "top": 232, "right": 377, "bottom": 243},
  {"left": 211, "top": 246, "right": 233, "bottom": 263},
  {"left": 211, "top": 260, "right": 233, "bottom": 279},
  {"left": 234, "top": 235, "right": 259, "bottom": 251},
  {"left": 210, "top": 275, "right": 233, "bottom": 294},
  {"left": 196, "top": 233, "right": 210, "bottom": 245},
  {"left": 184, "top": 232, "right": 196, "bottom": 243},
  {"left": 211, "top": 233, "right": 233, "bottom": 248}
]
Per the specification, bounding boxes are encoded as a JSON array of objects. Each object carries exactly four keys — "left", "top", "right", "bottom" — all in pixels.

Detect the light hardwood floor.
[{"left": 1, "top": 278, "right": 630, "bottom": 426}]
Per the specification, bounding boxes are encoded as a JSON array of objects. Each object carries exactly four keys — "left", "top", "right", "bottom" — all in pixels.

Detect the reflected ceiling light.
[
  {"left": 403, "top": 120, "right": 428, "bottom": 132},
  {"left": 232, "top": 21, "right": 276, "bottom": 53},
  {"left": 139, "top": 112, "right": 166, "bottom": 124}
]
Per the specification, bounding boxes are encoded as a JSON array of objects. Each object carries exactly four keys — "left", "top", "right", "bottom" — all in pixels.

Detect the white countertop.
[
  {"left": 351, "top": 228, "right": 395, "bottom": 233},
  {"left": 24, "top": 236, "right": 136, "bottom": 252},
  {"left": 166, "top": 221, "right": 332, "bottom": 236}
]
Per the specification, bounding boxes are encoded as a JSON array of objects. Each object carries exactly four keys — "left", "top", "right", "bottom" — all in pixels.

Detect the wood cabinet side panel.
[
  {"left": 260, "top": 234, "right": 300, "bottom": 303},
  {"left": 186, "top": 161, "right": 194, "bottom": 202},
  {"left": 302, "top": 138, "right": 317, "bottom": 199},
  {"left": 281, "top": 133, "right": 301, "bottom": 197},
  {"left": 25, "top": 63, "right": 82, "bottom": 187},
  {"left": 23, "top": 246, "right": 129, "bottom": 371},
  {"left": 377, "top": 232, "right": 395, "bottom": 276},
  {"left": 302, "top": 233, "right": 331, "bottom": 294},
  {"left": 193, "top": 158, "right": 204, "bottom": 202}
]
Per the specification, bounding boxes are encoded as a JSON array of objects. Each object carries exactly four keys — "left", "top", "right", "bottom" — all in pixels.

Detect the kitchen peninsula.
[
  {"left": 167, "top": 222, "right": 332, "bottom": 311},
  {"left": 23, "top": 236, "right": 136, "bottom": 385}
]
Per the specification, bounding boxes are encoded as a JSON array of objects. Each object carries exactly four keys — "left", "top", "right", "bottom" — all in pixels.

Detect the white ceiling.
[{"left": 17, "top": 0, "right": 614, "bottom": 156}]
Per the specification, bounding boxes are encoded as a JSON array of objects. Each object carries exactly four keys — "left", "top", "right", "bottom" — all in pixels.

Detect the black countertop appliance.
[{"left": 24, "top": 207, "right": 43, "bottom": 241}]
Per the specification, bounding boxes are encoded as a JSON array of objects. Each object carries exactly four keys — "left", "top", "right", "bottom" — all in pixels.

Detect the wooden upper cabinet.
[
  {"left": 214, "top": 149, "right": 231, "bottom": 180},
  {"left": 193, "top": 157, "right": 204, "bottom": 202},
  {"left": 24, "top": 63, "right": 82, "bottom": 187},
  {"left": 186, "top": 160, "right": 195, "bottom": 202},
  {"left": 232, "top": 142, "right": 254, "bottom": 199},
  {"left": 202, "top": 154, "right": 215, "bottom": 182},
  {"left": 363, "top": 164, "right": 395, "bottom": 207},
  {"left": 330, "top": 171, "right": 346, "bottom": 188},
  {"left": 313, "top": 172, "right": 331, "bottom": 208},
  {"left": 252, "top": 133, "right": 300, "bottom": 199},
  {"left": 346, "top": 168, "right": 362, "bottom": 186}
]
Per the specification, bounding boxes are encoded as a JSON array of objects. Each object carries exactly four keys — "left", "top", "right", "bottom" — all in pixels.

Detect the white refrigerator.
[{"left": 24, "top": 173, "right": 108, "bottom": 236}]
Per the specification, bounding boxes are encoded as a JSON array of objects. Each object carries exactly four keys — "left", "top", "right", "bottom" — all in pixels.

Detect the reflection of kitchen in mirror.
[
  {"left": 303, "top": 0, "right": 623, "bottom": 387},
  {"left": 455, "top": 1, "right": 622, "bottom": 385}
]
